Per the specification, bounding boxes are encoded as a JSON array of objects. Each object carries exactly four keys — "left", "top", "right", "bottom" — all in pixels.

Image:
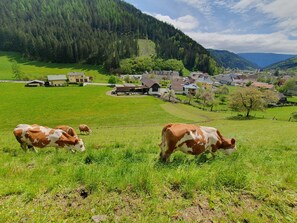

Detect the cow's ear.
[{"left": 231, "top": 138, "right": 236, "bottom": 144}]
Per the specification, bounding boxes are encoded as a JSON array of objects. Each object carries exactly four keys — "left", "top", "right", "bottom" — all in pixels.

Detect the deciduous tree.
[{"left": 229, "top": 87, "right": 279, "bottom": 117}]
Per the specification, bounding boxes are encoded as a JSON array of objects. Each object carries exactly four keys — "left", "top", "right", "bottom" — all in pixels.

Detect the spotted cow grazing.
[
  {"left": 159, "top": 123, "right": 236, "bottom": 162},
  {"left": 13, "top": 124, "right": 85, "bottom": 152},
  {"left": 55, "top": 125, "right": 78, "bottom": 138},
  {"left": 79, "top": 124, "right": 92, "bottom": 135}
]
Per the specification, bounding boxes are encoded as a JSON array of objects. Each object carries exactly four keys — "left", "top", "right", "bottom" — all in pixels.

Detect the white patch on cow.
[
  {"left": 200, "top": 126, "right": 219, "bottom": 151},
  {"left": 177, "top": 130, "right": 202, "bottom": 145},
  {"left": 176, "top": 130, "right": 202, "bottom": 154},
  {"left": 72, "top": 139, "right": 85, "bottom": 152},
  {"left": 177, "top": 143, "right": 193, "bottom": 154}
]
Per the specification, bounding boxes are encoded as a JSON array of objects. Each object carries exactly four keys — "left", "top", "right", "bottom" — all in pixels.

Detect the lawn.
[
  {"left": 0, "top": 51, "right": 109, "bottom": 82},
  {"left": 0, "top": 83, "right": 296, "bottom": 222}
]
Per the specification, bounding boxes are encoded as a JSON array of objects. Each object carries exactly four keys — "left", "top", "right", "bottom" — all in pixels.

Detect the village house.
[
  {"left": 47, "top": 75, "right": 67, "bottom": 86},
  {"left": 68, "top": 72, "right": 92, "bottom": 84},
  {"left": 183, "top": 84, "right": 199, "bottom": 95},
  {"left": 187, "top": 72, "right": 214, "bottom": 88},
  {"left": 214, "top": 73, "right": 247, "bottom": 86}
]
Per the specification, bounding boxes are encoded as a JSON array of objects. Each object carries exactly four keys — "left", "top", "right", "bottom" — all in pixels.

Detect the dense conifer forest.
[{"left": 0, "top": 0, "right": 216, "bottom": 74}]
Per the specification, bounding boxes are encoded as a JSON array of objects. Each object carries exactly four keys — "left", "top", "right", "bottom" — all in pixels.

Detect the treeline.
[{"left": 0, "top": 0, "right": 216, "bottom": 74}]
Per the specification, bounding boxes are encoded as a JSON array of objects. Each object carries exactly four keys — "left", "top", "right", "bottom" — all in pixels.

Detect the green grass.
[
  {"left": 288, "top": 96, "right": 297, "bottom": 103},
  {"left": 0, "top": 51, "right": 109, "bottom": 82},
  {"left": 0, "top": 83, "right": 297, "bottom": 222},
  {"left": 138, "top": 39, "right": 156, "bottom": 57}
]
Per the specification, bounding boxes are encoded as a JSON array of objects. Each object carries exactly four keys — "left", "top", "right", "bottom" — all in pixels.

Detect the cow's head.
[
  {"left": 73, "top": 138, "right": 86, "bottom": 152},
  {"left": 220, "top": 138, "right": 236, "bottom": 155},
  {"left": 159, "top": 141, "right": 168, "bottom": 162}
]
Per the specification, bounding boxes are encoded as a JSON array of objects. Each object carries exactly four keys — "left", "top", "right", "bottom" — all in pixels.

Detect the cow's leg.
[
  {"left": 20, "top": 143, "right": 28, "bottom": 152},
  {"left": 159, "top": 138, "right": 167, "bottom": 160},
  {"left": 159, "top": 141, "right": 175, "bottom": 162},
  {"left": 28, "top": 145, "right": 37, "bottom": 153}
]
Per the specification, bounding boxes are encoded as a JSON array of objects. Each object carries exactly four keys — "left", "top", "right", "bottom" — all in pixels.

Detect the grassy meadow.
[
  {"left": 0, "top": 83, "right": 296, "bottom": 222},
  {"left": 0, "top": 51, "right": 109, "bottom": 82}
]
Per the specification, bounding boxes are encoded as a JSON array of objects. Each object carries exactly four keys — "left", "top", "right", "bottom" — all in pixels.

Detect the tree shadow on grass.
[{"left": 227, "top": 115, "right": 264, "bottom": 121}]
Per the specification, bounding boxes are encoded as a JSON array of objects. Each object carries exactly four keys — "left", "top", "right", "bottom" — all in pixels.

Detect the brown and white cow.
[
  {"left": 159, "top": 123, "right": 236, "bottom": 162},
  {"left": 79, "top": 124, "right": 92, "bottom": 135},
  {"left": 13, "top": 124, "right": 85, "bottom": 152},
  {"left": 55, "top": 125, "right": 78, "bottom": 138}
]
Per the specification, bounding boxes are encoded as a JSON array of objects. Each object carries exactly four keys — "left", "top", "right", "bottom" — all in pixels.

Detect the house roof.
[
  {"left": 251, "top": 82, "right": 274, "bottom": 89},
  {"left": 184, "top": 84, "right": 198, "bottom": 89},
  {"left": 142, "top": 78, "right": 160, "bottom": 88},
  {"left": 68, "top": 72, "right": 85, "bottom": 76},
  {"left": 47, "top": 75, "right": 67, "bottom": 81},
  {"left": 196, "top": 77, "right": 214, "bottom": 84},
  {"left": 215, "top": 75, "right": 233, "bottom": 83},
  {"left": 171, "top": 78, "right": 184, "bottom": 91},
  {"left": 26, "top": 80, "right": 45, "bottom": 84}
]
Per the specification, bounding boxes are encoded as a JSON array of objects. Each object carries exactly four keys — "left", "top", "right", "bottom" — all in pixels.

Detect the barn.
[{"left": 142, "top": 78, "right": 160, "bottom": 95}]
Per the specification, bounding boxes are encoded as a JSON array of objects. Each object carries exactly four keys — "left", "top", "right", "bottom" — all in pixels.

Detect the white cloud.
[
  {"left": 154, "top": 14, "right": 199, "bottom": 31},
  {"left": 232, "top": 0, "right": 264, "bottom": 12},
  {"left": 143, "top": 0, "right": 297, "bottom": 54},
  {"left": 177, "top": 0, "right": 213, "bottom": 16},
  {"left": 186, "top": 31, "right": 297, "bottom": 54},
  {"left": 231, "top": 0, "right": 297, "bottom": 35}
]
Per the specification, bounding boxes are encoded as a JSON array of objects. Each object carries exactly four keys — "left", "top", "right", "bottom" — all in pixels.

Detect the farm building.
[
  {"left": 68, "top": 72, "right": 92, "bottom": 84},
  {"left": 114, "top": 84, "right": 149, "bottom": 95},
  {"left": 25, "top": 80, "right": 45, "bottom": 87},
  {"left": 47, "top": 75, "right": 67, "bottom": 86},
  {"left": 142, "top": 78, "right": 161, "bottom": 95}
]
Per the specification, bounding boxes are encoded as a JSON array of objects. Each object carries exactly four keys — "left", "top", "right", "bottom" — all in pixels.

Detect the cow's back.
[{"left": 55, "top": 125, "right": 77, "bottom": 137}]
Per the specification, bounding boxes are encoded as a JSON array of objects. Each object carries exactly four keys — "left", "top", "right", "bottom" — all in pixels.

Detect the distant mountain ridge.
[
  {"left": 265, "top": 56, "right": 297, "bottom": 71},
  {"left": 208, "top": 49, "right": 259, "bottom": 70},
  {"left": 238, "top": 53, "right": 296, "bottom": 68}
]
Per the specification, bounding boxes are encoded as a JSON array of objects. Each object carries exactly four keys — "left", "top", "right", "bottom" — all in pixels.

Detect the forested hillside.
[
  {"left": 265, "top": 56, "right": 297, "bottom": 71},
  {"left": 0, "top": 0, "right": 216, "bottom": 74},
  {"left": 208, "top": 49, "right": 258, "bottom": 70}
]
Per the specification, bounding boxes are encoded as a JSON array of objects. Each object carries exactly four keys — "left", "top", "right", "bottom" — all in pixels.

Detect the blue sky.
[{"left": 124, "top": 0, "right": 297, "bottom": 54}]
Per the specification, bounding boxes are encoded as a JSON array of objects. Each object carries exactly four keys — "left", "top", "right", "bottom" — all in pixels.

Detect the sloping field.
[
  {"left": 0, "top": 83, "right": 296, "bottom": 222},
  {"left": 0, "top": 51, "right": 109, "bottom": 82}
]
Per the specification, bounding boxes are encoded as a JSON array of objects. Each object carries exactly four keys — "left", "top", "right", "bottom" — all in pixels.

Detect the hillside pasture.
[
  {"left": 0, "top": 83, "right": 296, "bottom": 222},
  {"left": 0, "top": 51, "right": 109, "bottom": 82}
]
